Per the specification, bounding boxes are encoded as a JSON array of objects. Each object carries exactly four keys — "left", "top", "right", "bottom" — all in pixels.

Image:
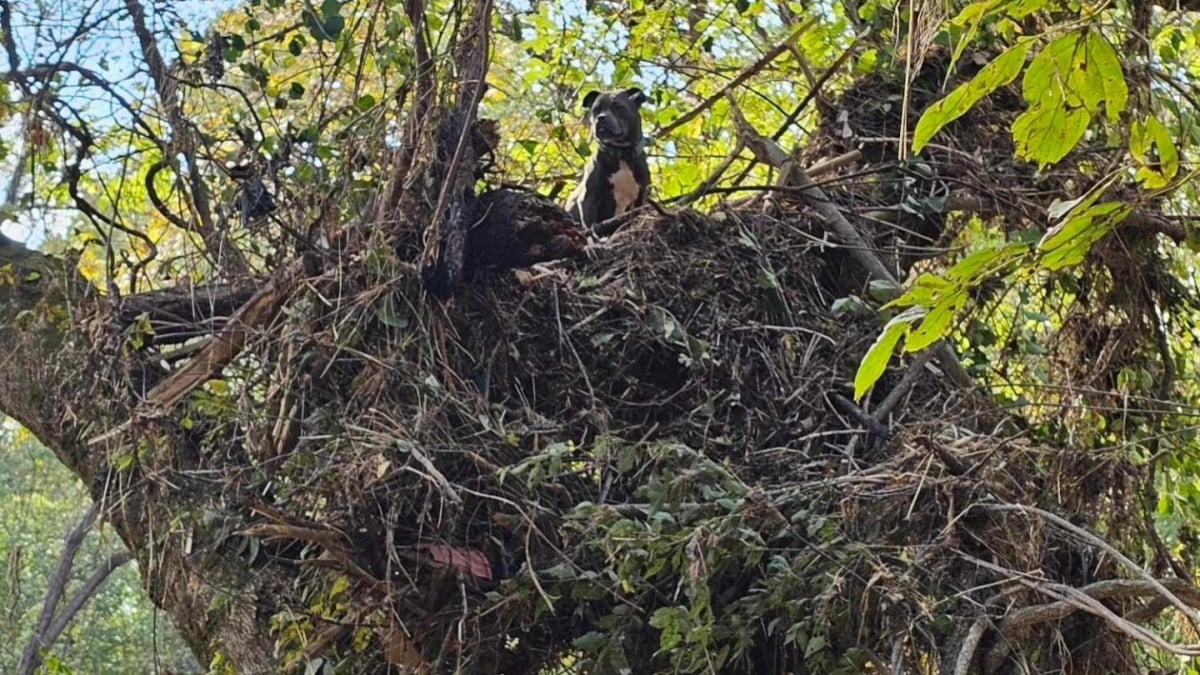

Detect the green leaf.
[
  {"left": 868, "top": 279, "right": 901, "bottom": 303},
  {"left": 650, "top": 606, "right": 690, "bottom": 651},
  {"left": 304, "top": 0, "right": 345, "bottom": 41},
  {"left": 913, "top": 38, "right": 1033, "bottom": 154},
  {"left": 1038, "top": 201, "right": 1131, "bottom": 270},
  {"left": 573, "top": 631, "right": 606, "bottom": 652},
  {"left": 1011, "top": 102, "right": 1089, "bottom": 167},
  {"left": 905, "top": 294, "right": 965, "bottom": 353},
  {"left": 854, "top": 308, "right": 922, "bottom": 400},
  {"left": 947, "top": 1, "right": 1007, "bottom": 66},
  {"left": 375, "top": 295, "right": 410, "bottom": 329},
  {"left": 1131, "top": 116, "right": 1179, "bottom": 189},
  {"left": 1006, "top": 0, "right": 1048, "bottom": 18},
  {"left": 945, "top": 242, "right": 1028, "bottom": 283},
  {"left": 1022, "top": 33, "right": 1081, "bottom": 106},
  {"left": 1012, "top": 30, "right": 1126, "bottom": 167},
  {"left": 355, "top": 94, "right": 376, "bottom": 111},
  {"left": 648, "top": 306, "right": 685, "bottom": 345},
  {"left": 831, "top": 295, "right": 871, "bottom": 317},
  {"left": 1081, "top": 31, "right": 1127, "bottom": 122},
  {"left": 886, "top": 273, "right": 958, "bottom": 310}
]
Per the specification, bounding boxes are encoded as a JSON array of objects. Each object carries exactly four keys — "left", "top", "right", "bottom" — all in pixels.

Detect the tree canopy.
[{"left": 4, "top": 0, "right": 1200, "bottom": 673}]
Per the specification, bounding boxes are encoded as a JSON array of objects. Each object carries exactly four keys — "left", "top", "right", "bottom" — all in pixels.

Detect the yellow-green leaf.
[
  {"left": 1038, "top": 202, "right": 1131, "bottom": 270},
  {"left": 914, "top": 38, "right": 1034, "bottom": 154},
  {"left": 1131, "top": 116, "right": 1179, "bottom": 189},
  {"left": 1022, "top": 33, "right": 1082, "bottom": 106},
  {"left": 885, "top": 273, "right": 954, "bottom": 309},
  {"left": 854, "top": 308, "right": 923, "bottom": 401},
  {"left": 1012, "top": 102, "right": 1089, "bottom": 167},
  {"left": 904, "top": 294, "right": 966, "bottom": 353},
  {"left": 946, "top": 242, "right": 1029, "bottom": 283},
  {"left": 1081, "top": 31, "right": 1127, "bottom": 122},
  {"left": 948, "top": 1, "right": 1008, "bottom": 65}
]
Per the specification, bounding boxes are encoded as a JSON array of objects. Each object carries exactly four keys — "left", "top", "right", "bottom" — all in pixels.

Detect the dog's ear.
[
  {"left": 621, "top": 87, "right": 649, "bottom": 106},
  {"left": 580, "top": 90, "right": 600, "bottom": 111}
]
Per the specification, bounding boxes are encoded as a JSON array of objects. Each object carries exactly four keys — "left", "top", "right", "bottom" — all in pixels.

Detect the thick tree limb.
[
  {"left": 142, "top": 268, "right": 296, "bottom": 409},
  {"left": 419, "top": 0, "right": 493, "bottom": 298},
  {"left": 117, "top": 280, "right": 259, "bottom": 328}
]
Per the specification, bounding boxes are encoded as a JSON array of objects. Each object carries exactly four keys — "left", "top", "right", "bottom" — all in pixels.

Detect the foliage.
[
  {"left": 6, "top": 0, "right": 1200, "bottom": 672},
  {"left": 0, "top": 424, "right": 197, "bottom": 673}
]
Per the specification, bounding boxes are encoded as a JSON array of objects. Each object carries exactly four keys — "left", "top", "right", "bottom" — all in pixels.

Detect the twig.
[
  {"left": 806, "top": 150, "right": 862, "bottom": 176},
  {"left": 953, "top": 615, "right": 989, "bottom": 675},
  {"left": 123, "top": 0, "right": 248, "bottom": 276},
  {"left": 986, "top": 504, "right": 1200, "bottom": 628},
  {"left": 38, "top": 551, "right": 133, "bottom": 656},
  {"left": 828, "top": 391, "right": 890, "bottom": 439},
  {"left": 784, "top": 165, "right": 974, "bottom": 390},
  {"left": 771, "top": 30, "right": 868, "bottom": 142},
  {"left": 655, "top": 17, "right": 817, "bottom": 139},
  {"left": 1001, "top": 578, "right": 1200, "bottom": 634},
  {"left": 17, "top": 504, "right": 101, "bottom": 675},
  {"left": 873, "top": 349, "right": 936, "bottom": 423},
  {"left": 592, "top": 203, "right": 655, "bottom": 238},
  {"left": 670, "top": 139, "right": 746, "bottom": 206}
]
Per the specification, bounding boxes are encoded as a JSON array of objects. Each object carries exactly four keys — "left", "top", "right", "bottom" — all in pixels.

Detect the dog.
[{"left": 564, "top": 87, "right": 651, "bottom": 229}]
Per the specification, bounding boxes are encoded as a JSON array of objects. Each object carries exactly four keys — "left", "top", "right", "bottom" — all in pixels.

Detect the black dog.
[{"left": 564, "top": 87, "right": 651, "bottom": 228}]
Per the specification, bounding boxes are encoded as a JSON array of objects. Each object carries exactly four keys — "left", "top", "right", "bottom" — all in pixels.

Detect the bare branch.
[
  {"left": 16, "top": 504, "right": 100, "bottom": 675},
  {"left": 32, "top": 551, "right": 134, "bottom": 673},
  {"left": 655, "top": 17, "right": 817, "bottom": 139},
  {"left": 123, "top": 0, "right": 248, "bottom": 277}
]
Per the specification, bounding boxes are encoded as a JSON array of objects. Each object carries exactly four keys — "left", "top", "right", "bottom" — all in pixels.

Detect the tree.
[
  {"left": 5, "top": 0, "right": 1200, "bottom": 673},
  {"left": 0, "top": 426, "right": 197, "bottom": 673},
  {"left": 16, "top": 503, "right": 133, "bottom": 675}
]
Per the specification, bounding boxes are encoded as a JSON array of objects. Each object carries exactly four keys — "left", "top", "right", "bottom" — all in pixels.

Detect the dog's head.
[{"left": 580, "top": 87, "right": 648, "bottom": 149}]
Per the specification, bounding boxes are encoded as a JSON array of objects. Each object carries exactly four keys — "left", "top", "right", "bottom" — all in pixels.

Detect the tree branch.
[
  {"left": 20, "top": 550, "right": 134, "bottom": 675},
  {"left": 656, "top": 17, "right": 817, "bottom": 139},
  {"left": 123, "top": 0, "right": 248, "bottom": 277},
  {"left": 17, "top": 504, "right": 100, "bottom": 675}
]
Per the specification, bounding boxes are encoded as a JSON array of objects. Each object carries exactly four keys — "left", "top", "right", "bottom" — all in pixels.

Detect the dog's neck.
[{"left": 595, "top": 136, "right": 645, "bottom": 162}]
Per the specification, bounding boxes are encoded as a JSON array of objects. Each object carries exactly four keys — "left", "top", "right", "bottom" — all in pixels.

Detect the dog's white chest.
[{"left": 610, "top": 161, "right": 639, "bottom": 215}]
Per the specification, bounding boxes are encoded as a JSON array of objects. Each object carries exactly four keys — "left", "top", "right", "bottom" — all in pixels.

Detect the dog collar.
[{"left": 597, "top": 137, "right": 646, "bottom": 161}]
